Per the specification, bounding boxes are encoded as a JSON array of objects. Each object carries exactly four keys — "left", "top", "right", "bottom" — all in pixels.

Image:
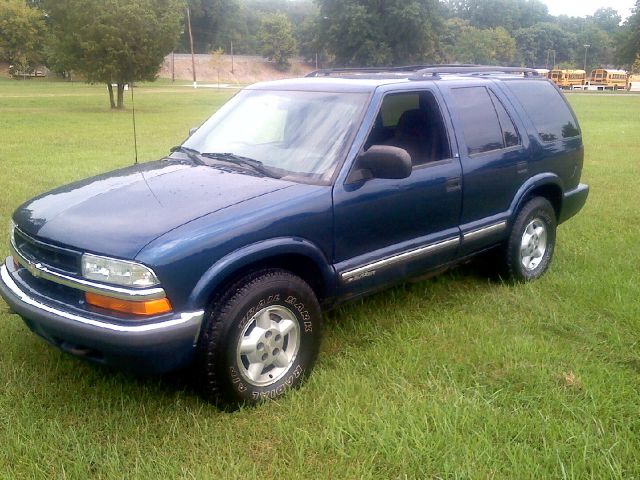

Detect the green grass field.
[{"left": 0, "top": 78, "right": 639, "bottom": 479}]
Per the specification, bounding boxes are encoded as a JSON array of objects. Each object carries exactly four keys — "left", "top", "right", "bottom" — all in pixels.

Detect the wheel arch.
[
  {"left": 510, "top": 174, "right": 564, "bottom": 223},
  {"left": 186, "top": 237, "right": 336, "bottom": 310}
]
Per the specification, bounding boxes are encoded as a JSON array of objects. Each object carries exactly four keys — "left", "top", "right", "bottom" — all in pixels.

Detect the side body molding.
[{"left": 186, "top": 237, "right": 337, "bottom": 310}]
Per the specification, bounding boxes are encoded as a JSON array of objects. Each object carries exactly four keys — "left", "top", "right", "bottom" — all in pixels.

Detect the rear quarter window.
[{"left": 505, "top": 80, "right": 580, "bottom": 142}]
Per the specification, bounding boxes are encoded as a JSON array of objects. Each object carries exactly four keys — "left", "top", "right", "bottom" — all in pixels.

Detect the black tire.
[
  {"left": 195, "top": 269, "right": 322, "bottom": 408},
  {"left": 504, "top": 197, "right": 557, "bottom": 282}
]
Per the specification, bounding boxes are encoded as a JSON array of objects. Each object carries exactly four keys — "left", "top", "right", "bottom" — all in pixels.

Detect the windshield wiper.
[
  {"left": 170, "top": 145, "right": 204, "bottom": 165},
  {"left": 201, "top": 152, "right": 279, "bottom": 178}
]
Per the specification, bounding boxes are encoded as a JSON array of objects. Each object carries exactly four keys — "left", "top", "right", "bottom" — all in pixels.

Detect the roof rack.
[
  {"left": 304, "top": 64, "right": 540, "bottom": 80},
  {"left": 409, "top": 65, "right": 540, "bottom": 80},
  {"left": 305, "top": 64, "right": 480, "bottom": 78},
  {"left": 306, "top": 65, "right": 433, "bottom": 77}
]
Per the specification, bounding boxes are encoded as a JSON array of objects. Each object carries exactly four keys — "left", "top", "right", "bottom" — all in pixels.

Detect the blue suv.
[{"left": 0, "top": 65, "right": 589, "bottom": 406}]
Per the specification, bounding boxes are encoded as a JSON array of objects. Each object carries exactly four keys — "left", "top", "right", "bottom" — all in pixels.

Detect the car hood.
[{"left": 13, "top": 158, "right": 294, "bottom": 259}]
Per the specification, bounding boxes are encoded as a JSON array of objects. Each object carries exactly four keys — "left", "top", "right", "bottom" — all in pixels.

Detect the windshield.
[{"left": 183, "top": 89, "right": 369, "bottom": 184}]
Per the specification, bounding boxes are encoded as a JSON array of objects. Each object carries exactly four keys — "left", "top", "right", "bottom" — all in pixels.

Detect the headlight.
[{"left": 81, "top": 254, "right": 160, "bottom": 288}]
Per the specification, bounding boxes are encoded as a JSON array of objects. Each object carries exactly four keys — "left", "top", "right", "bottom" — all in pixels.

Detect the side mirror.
[
  {"left": 188, "top": 127, "right": 198, "bottom": 137},
  {"left": 350, "top": 145, "right": 412, "bottom": 182}
]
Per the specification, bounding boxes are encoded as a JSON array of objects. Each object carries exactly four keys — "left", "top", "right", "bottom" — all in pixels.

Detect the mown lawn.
[{"left": 0, "top": 79, "right": 639, "bottom": 479}]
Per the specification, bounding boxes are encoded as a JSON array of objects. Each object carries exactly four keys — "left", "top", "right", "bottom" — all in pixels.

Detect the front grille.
[{"left": 13, "top": 227, "right": 81, "bottom": 275}]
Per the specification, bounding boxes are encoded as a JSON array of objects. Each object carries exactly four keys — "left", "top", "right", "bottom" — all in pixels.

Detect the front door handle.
[{"left": 446, "top": 176, "right": 461, "bottom": 192}]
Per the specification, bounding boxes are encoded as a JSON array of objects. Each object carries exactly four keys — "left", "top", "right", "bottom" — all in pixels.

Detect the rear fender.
[{"left": 509, "top": 173, "right": 564, "bottom": 223}]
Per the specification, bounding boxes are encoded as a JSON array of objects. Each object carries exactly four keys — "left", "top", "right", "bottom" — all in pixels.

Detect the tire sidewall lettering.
[
  {"left": 285, "top": 295, "right": 313, "bottom": 332},
  {"left": 237, "top": 294, "right": 280, "bottom": 331}
]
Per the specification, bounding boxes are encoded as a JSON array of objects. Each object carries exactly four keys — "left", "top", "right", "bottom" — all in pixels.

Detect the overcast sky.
[{"left": 540, "top": 0, "right": 636, "bottom": 20}]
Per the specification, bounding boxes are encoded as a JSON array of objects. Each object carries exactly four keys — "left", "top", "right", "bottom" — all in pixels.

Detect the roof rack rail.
[
  {"left": 409, "top": 65, "right": 540, "bottom": 80},
  {"left": 305, "top": 64, "right": 481, "bottom": 78},
  {"left": 306, "top": 65, "right": 434, "bottom": 77}
]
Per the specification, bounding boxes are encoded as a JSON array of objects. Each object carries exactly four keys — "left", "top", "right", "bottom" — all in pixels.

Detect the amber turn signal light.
[
  {"left": 85, "top": 292, "right": 173, "bottom": 316},
  {"left": 11, "top": 256, "right": 21, "bottom": 269}
]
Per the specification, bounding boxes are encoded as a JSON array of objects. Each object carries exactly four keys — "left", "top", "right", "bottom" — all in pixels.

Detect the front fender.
[{"left": 185, "top": 237, "right": 336, "bottom": 310}]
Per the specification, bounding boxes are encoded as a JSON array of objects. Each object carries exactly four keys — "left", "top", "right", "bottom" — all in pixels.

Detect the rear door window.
[{"left": 451, "top": 86, "right": 504, "bottom": 155}]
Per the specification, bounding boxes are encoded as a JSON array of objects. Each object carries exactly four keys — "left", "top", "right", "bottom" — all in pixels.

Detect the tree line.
[
  {"left": 181, "top": 0, "right": 640, "bottom": 71},
  {"left": 1, "top": 0, "right": 639, "bottom": 108}
]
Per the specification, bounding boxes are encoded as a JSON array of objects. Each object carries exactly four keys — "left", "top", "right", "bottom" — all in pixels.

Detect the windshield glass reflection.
[{"left": 184, "top": 89, "right": 369, "bottom": 184}]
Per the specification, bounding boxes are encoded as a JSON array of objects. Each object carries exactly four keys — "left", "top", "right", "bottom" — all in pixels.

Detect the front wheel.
[
  {"left": 504, "top": 197, "right": 557, "bottom": 282},
  {"left": 195, "top": 269, "right": 322, "bottom": 408}
]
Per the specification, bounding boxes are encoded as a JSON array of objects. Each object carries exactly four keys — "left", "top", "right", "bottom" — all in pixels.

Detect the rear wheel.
[
  {"left": 195, "top": 269, "right": 322, "bottom": 408},
  {"left": 504, "top": 197, "right": 557, "bottom": 282}
]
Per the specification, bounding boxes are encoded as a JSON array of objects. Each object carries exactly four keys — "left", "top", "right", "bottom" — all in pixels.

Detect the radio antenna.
[{"left": 130, "top": 82, "right": 138, "bottom": 165}]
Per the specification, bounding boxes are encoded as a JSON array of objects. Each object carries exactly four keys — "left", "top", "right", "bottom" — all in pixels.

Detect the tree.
[
  {"left": 514, "top": 22, "right": 576, "bottom": 67},
  {"left": 0, "top": 0, "right": 45, "bottom": 73},
  {"left": 183, "top": 0, "right": 240, "bottom": 52},
  {"left": 442, "top": 19, "right": 516, "bottom": 64},
  {"left": 210, "top": 47, "right": 225, "bottom": 86},
  {"left": 591, "top": 7, "right": 622, "bottom": 34},
  {"left": 46, "top": 0, "right": 184, "bottom": 109},
  {"left": 617, "top": 1, "right": 640, "bottom": 66},
  {"left": 260, "top": 12, "right": 296, "bottom": 70},
  {"left": 445, "top": 0, "right": 549, "bottom": 33},
  {"left": 298, "top": 15, "right": 333, "bottom": 66},
  {"left": 317, "top": 0, "right": 442, "bottom": 66}
]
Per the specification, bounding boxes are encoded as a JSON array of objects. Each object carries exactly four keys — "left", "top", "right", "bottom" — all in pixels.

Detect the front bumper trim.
[{"left": 1, "top": 264, "right": 204, "bottom": 334}]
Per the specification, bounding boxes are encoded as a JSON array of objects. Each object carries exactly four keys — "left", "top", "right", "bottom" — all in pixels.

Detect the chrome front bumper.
[{"left": 0, "top": 261, "right": 205, "bottom": 373}]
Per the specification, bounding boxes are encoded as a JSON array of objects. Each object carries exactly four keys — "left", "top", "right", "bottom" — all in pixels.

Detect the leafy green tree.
[
  {"left": 45, "top": 0, "right": 184, "bottom": 109},
  {"left": 445, "top": 0, "right": 548, "bottom": 33},
  {"left": 298, "top": 14, "right": 333, "bottom": 67},
  {"left": 260, "top": 12, "right": 297, "bottom": 70},
  {"left": 566, "top": 23, "right": 613, "bottom": 71},
  {"left": 490, "top": 26, "right": 518, "bottom": 63},
  {"left": 617, "top": 1, "right": 640, "bottom": 66},
  {"left": 591, "top": 7, "right": 622, "bottom": 34},
  {"left": 317, "top": 0, "right": 442, "bottom": 66},
  {"left": 514, "top": 22, "right": 576, "bottom": 67},
  {"left": 185, "top": 0, "right": 240, "bottom": 52},
  {"left": 0, "top": 0, "right": 45, "bottom": 73},
  {"left": 442, "top": 19, "right": 516, "bottom": 64}
]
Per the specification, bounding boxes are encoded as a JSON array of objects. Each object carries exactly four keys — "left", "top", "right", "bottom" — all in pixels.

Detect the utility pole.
[
  {"left": 231, "top": 39, "right": 234, "bottom": 74},
  {"left": 187, "top": 7, "right": 197, "bottom": 88},
  {"left": 583, "top": 44, "right": 590, "bottom": 73},
  {"left": 546, "top": 50, "right": 550, "bottom": 70},
  {"left": 171, "top": 51, "right": 175, "bottom": 83}
]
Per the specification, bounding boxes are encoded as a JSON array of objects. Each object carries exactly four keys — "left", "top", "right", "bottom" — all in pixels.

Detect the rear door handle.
[{"left": 446, "top": 177, "right": 461, "bottom": 192}]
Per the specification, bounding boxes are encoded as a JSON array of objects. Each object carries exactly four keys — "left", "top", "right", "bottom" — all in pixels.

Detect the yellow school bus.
[
  {"left": 549, "top": 69, "right": 586, "bottom": 88},
  {"left": 548, "top": 69, "right": 562, "bottom": 85},
  {"left": 628, "top": 74, "right": 640, "bottom": 91},
  {"left": 589, "top": 69, "right": 628, "bottom": 89}
]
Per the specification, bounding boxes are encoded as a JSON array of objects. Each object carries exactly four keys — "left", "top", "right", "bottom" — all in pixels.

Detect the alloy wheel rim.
[
  {"left": 520, "top": 218, "right": 547, "bottom": 271},
  {"left": 236, "top": 305, "right": 300, "bottom": 387}
]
